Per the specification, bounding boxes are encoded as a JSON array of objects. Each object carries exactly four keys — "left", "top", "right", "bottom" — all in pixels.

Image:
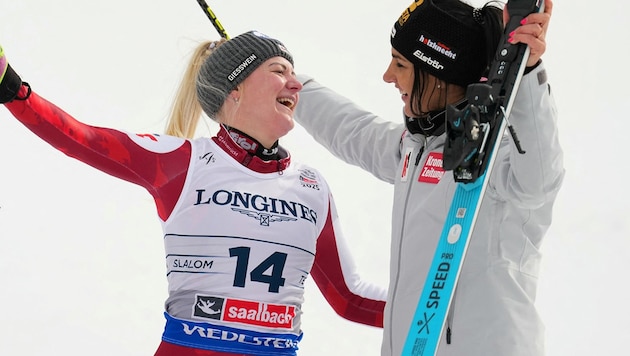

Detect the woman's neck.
[{"left": 223, "top": 125, "right": 279, "bottom": 160}]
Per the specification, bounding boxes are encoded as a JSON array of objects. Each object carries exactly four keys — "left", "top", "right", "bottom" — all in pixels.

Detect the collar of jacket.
[
  {"left": 405, "top": 99, "right": 468, "bottom": 137},
  {"left": 212, "top": 125, "right": 290, "bottom": 173}
]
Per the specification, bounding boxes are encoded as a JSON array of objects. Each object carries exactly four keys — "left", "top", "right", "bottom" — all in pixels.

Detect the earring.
[{"left": 437, "top": 84, "right": 442, "bottom": 89}]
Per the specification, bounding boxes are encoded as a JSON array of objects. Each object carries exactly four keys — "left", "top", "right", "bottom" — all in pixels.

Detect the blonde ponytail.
[{"left": 165, "top": 39, "right": 226, "bottom": 138}]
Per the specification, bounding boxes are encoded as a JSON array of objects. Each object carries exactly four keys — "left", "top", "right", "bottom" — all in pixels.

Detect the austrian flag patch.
[{"left": 194, "top": 295, "right": 296, "bottom": 329}]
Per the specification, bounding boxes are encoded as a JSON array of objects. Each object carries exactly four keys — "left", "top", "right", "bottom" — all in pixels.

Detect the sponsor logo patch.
[
  {"left": 412, "top": 50, "right": 445, "bottom": 71},
  {"left": 418, "top": 33, "right": 458, "bottom": 60},
  {"left": 418, "top": 151, "right": 445, "bottom": 184},
  {"left": 194, "top": 295, "right": 296, "bottom": 329},
  {"left": 401, "top": 148, "right": 414, "bottom": 182},
  {"left": 298, "top": 169, "right": 320, "bottom": 190},
  {"left": 194, "top": 189, "right": 317, "bottom": 226}
]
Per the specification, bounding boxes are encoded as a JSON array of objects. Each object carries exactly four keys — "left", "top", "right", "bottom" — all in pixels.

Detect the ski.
[{"left": 402, "top": 1, "right": 545, "bottom": 355}]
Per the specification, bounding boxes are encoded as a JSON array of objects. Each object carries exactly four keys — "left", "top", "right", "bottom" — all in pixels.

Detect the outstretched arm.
[
  {"left": 295, "top": 74, "right": 405, "bottom": 184},
  {"left": 1, "top": 50, "right": 190, "bottom": 221}
]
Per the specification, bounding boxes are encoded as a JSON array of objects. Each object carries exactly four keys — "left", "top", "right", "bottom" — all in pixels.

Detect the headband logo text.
[
  {"left": 397, "top": 0, "right": 425, "bottom": 26},
  {"left": 228, "top": 54, "right": 258, "bottom": 82},
  {"left": 419, "top": 34, "right": 457, "bottom": 60},
  {"left": 413, "top": 50, "right": 444, "bottom": 70}
]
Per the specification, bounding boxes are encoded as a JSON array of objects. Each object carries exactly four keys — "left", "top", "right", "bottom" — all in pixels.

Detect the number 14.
[{"left": 229, "top": 247, "right": 287, "bottom": 293}]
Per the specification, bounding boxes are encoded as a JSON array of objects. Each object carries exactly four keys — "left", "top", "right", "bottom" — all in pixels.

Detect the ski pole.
[{"left": 196, "top": 0, "right": 230, "bottom": 39}]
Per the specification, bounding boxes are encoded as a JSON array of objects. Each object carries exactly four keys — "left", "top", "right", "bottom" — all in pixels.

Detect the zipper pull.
[
  {"left": 414, "top": 146, "right": 425, "bottom": 166},
  {"left": 446, "top": 326, "right": 452, "bottom": 344}
]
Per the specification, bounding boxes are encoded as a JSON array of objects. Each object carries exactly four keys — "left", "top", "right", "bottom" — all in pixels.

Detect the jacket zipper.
[
  {"left": 390, "top": 139, "right": 426, "bottom": 354},
  {"left": 414, "top": 146, "right": 424, "bottom": 166},
  {"left": 415, "top": 136, "right": 437, "bottom": 166},
  {"left": 446, "top": 287, "right": 458, "bottom": 345},
  {"left": 416, "top": 135, "right": 455, "bottom": 346}
]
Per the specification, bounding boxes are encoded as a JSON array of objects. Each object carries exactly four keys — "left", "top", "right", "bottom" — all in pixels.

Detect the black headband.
[{"left": 391, "top": 0, "right": 487, "bottom": 87}]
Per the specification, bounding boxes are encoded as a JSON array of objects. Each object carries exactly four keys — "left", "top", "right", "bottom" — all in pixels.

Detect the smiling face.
[
  {"left": 383, "top": 48, "right": 417, "bottom": 117},
  {"left": 383, "top": 48, "right": 464, "bottom": 118},
  {"left": 223, "top": 56, "right": 302, "bottom": 148}
]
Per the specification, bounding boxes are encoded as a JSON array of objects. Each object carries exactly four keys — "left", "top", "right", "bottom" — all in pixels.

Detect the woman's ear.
[{"left": 229, "top": 87, "right": 240, "bottom": 103}]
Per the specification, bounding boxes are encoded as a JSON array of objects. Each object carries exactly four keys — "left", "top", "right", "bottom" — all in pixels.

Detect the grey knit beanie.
[{"left": 197, "top": 30, "right": 294, "bottom": 118}]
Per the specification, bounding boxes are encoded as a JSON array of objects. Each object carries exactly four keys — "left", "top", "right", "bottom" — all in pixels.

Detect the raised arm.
[{"left": 1, "top": 48, "right": 190, "bottom": 220}]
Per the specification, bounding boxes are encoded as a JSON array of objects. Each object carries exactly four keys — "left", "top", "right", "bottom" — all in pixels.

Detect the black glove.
[{"left": 0, "top": 46, "right": 25, "bottom": 104}]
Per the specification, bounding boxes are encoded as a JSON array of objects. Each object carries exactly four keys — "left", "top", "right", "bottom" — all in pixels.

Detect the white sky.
[{"left": 0, "top": 0, "right": 628, "bottom": 355}]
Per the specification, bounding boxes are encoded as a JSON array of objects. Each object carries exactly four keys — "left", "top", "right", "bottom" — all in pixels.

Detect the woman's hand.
[{"left": 504, "top": 0, "right": 553, "bottom": 67}]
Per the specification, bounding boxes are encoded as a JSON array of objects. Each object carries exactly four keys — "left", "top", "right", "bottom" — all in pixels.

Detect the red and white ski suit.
[{"left": 5, "top": 85, "right": 386, "bottom": 356}]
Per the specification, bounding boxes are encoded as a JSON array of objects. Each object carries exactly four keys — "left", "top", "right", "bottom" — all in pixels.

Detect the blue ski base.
[{"left": 402, "top": 174, "right": 486, "bottom": 356}]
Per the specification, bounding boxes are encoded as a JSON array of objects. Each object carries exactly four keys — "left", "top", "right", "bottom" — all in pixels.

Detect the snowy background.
[{"left": 0, "top": 0, "right": 627, "bottom": 355}]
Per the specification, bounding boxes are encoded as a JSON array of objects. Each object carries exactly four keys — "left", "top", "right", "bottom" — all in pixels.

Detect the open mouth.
[{"left": 277, "top": 97, "right": 295, "bottom": 110}]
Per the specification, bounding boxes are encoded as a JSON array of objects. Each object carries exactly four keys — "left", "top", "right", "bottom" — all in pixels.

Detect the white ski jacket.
[{"left": 294, "top": 63, "right": 564, "bottom": 356}]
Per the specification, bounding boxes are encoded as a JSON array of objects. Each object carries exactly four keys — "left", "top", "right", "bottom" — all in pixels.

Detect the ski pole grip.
[
  {"left": 507, "top": 0, "right": 543, "bottom": 17},
  {"left": 505, "top": 0, "right": 544, "bottom": 32}
]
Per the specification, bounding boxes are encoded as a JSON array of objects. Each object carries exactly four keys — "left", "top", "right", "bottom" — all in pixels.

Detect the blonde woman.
[{"left": 1, "top": 30, "right": 386, "bottom": 356}]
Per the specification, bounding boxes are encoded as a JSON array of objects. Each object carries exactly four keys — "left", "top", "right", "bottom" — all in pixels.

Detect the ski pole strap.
[{"left": 196, "top": 0, "right": 230, "bottom": 39}]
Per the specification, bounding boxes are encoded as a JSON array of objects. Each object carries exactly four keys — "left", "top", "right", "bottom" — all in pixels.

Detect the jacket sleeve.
[
  {"left": 310, "top": 194, "right": 387, "bottom": 327},
  {"left": 295, "top": 74, "right": 405, "bottom": 184},
  {"left": 488, "top": 63, "right": 565, "bottom": 208},
  {"left": 4, "top": 85, "right": 191, "bottom": 220}
]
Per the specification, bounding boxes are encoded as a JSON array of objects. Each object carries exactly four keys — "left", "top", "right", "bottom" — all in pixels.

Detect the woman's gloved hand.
[{"left": 0, "top": 46, "right": 24, "bottom": 104}]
